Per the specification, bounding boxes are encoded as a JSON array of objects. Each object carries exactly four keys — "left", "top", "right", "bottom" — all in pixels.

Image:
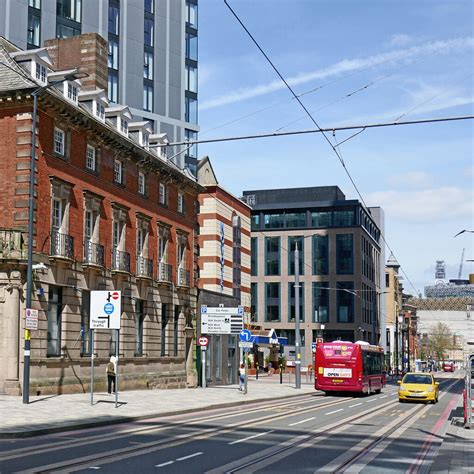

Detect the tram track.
[{"left": 5, "top": 393, "right": 355, "bottom": 472}]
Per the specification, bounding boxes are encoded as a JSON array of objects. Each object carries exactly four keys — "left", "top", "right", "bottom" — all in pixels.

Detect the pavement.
[
  {"left": 0, "top": 375, "right": 314, "bottom": 438},
  {"left": 0, "top": 373, "right": 472, "bottom": 473}
]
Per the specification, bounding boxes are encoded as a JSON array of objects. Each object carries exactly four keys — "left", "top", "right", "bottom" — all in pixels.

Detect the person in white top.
[{"left": 239, "top": 363, "right": 245, "bottom": 391}]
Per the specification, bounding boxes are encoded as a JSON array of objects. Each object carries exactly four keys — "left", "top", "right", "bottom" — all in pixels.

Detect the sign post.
[
  {"left": 90, "top": 290, "right": 121, "bottom": 407},
  {"left": 239, "top": 330, "right": 253, "bottom": 395},
  {"left": 198, "top": 336, "right": 209, "bottom": 389}
]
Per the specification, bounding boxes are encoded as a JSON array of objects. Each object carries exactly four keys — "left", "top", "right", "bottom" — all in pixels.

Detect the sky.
[{"left": 196, "top": 0, "right": 474, "bottom": 296}]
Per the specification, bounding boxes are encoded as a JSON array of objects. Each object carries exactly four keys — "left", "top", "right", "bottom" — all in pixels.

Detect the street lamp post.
[
  {"left": 23, "top": 72, "right": 87, "bottom": 404},
  {"left": 294, "top": 243, "right": 301, "bottom": 389}
]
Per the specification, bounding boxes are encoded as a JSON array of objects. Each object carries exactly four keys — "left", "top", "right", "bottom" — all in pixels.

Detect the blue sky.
[{"left": 197, "top": 0, "right": 473, "bottom": 295}]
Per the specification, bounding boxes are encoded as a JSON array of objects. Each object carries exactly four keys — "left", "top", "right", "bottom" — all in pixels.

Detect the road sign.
[
  {"left": 25, "top": 308, "right": 38, "bottom": 330},
  {"left": 311, "top": 342, "right": 317, "bottom": 353},
  {"left": 201, "top": 306, "right": 243, "bottom": 334},
  {"left": 198, "top": 336, "right": 209, "bottom": 347},
  {"left": 239, "top": 341, "right": 253, "bottom": 349},
  {"left": 240, "top": 329, "right": 252, "bottom": 342},
  {"left": 90, "top": 291, "right": 122, "bottom": 329}
]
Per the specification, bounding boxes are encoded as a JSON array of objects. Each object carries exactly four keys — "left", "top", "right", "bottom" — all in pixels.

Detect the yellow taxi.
[{"left": 398, "top": 372, "right": 439, "bottom": 404}]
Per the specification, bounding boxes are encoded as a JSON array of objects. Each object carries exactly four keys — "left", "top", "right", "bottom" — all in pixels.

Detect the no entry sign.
[{"left": 198, "top": 336, "right": 209, "bottom": 347}]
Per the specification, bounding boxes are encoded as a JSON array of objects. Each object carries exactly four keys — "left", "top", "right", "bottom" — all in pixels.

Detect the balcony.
[
  {"left": 0, "top": 229, "right": 26, "bottom": 260},
  {"left": 136, "top": 255, "right": 153, "bottom": 279},
  {"left": 50, "top": 230, "right": 74, "bottom": 260},
  {"left": 177, "top": 267, "right": 190, "bottom": 287},
  {"left": 83, "top": 240, "right": 105, "bottom": 267},
  {"left": 112, "top": 248, "right": 131, "bottom": 273},
  {"left": 158, "top": 262, "right": 172, "bottom": 283}
]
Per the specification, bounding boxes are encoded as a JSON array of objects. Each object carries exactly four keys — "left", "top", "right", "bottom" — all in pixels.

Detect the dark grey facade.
[
  {"left": 243, "top": 186, "right": 385, "bottom": 365},
  {"left": 0, "top": 0, "right": 199, "bottom": 173}
]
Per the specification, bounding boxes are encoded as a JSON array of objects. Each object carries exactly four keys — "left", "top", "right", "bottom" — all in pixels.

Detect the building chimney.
[{"left": 44, "top": 33, "right": 108, "bottom": 91}]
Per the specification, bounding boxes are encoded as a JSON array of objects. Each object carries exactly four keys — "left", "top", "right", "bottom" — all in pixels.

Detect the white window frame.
[
  {"left": 52, "top": 197, "right": 63, "bottom": 230},
  {"left": 159, "top": 183, "right": 167, "bottom": 205},
  {"left": 54, "top": 127, "right": 65, "bottom": 156},
  {"left": 86, "top": 145, "right": 96, "bottom": 171},
  {"left": 114, "top": 159, "right": 123, "bottom": 184},
  {"left": 177, "top": 192, "right": 184, "bottom": 213},
  {"left": 120, "top": 117, "right": 128, "bottom": 136},
  {"left": 138, "top": 171, "right": 145, "bottom": 195},
  {"left": 94, "top": 101, "right": 105, "bottom": 121},
  {"left": 65, "top": 82, "right": 78, "bottom": 103},
  {"left": 35, "top": 62, "right": 47, "bottom": 84}
]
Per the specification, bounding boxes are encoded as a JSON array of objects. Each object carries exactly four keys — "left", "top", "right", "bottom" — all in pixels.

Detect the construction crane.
[{"left": 458, "top": 248, "right": 465, "bottom": 280}]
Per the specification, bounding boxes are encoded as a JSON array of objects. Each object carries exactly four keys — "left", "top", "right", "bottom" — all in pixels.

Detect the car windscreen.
[{"left": 403, "top": 374, "right": 432, "bottom": 384}]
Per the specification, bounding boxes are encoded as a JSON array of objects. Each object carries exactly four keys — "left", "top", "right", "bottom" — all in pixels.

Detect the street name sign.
[
  {"left": 90, "top": 291, "right": 121, "bottom": 329},
  {"left": 25, "top": 308, "right": 38, "bottom": 330},
  {"left": 201, "top": 305, "right": 243, "bottom": 335}
]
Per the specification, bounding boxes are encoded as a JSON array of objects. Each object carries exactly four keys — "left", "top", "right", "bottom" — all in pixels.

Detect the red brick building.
[{"left": 0, "top": 37, "right": 202, "bottom": 395}]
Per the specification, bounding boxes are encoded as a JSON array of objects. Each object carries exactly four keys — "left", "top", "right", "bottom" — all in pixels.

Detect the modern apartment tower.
[
  {"left": 243, "top": 186, "right": 385, "bottom": 366},
  {"left": 0, "top": 0, "right": 199, "bottom": 173}
]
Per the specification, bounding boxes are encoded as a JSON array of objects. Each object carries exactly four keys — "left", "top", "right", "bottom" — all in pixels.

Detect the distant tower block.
[{"left": 435, "top": 260, "right": 446, "bottom": 280}]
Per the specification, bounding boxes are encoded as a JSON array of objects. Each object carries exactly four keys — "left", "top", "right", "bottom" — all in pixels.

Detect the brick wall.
[{"left": 44, "top": 33, "right": 108, "bottom": 91}]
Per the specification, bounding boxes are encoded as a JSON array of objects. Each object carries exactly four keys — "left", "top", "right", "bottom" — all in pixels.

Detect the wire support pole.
[{"left": 294, "top": 243, "right": 301, "bottom": 389}]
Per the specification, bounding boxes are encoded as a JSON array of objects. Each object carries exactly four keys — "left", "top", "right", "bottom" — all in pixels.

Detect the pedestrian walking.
[
  {"left": 239, "top": 363, "right": 245, "bottom": 391},
  {"left": 107, "top": 356, "right": 116, "bottom": 394}
]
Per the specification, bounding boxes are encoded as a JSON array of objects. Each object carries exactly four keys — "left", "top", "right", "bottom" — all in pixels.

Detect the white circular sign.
[{"left": 198, "top": 336, "right": 209, "bottom": 347}]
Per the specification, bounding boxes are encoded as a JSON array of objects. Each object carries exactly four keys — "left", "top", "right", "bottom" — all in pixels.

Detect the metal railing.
[
  {"left": 83, "top": 240, "right": 105, "bottom": 266},
  {"left": 136, "top": 255, "right": 153, "bottom": 278},
  {"left": 177, "top": 267, "right": 190, "bottom": 287},
  {"left": 112, "top": 248, "right": 131, "bottom": 273},
  {"left": 0, "top": 229, "right": 26, "bottom": 259},
  {"left": 50, "top": 230, "right": 74, "bottom": 259},
  {"left": 158, "top": 262, "right": 172, "bottom": 283}
]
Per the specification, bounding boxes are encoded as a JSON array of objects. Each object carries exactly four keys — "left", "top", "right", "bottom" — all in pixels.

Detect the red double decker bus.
[{"left": 315, "top": 341, "right": 385, "bottom": 395}]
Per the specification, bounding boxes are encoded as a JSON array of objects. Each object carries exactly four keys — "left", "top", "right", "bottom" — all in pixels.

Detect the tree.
[{"left": 427, "top": 322, "right": 461, "bottom": 361}]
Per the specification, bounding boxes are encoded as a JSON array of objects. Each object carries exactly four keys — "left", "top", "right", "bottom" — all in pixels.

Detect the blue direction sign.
[{"left": 240, "top": 329, "right": 252, "bottom": 342}]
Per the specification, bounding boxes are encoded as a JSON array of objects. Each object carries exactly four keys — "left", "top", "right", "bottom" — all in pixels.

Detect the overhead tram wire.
[{"left": 222, "top": 0, "right": 429, "bottom": 297}]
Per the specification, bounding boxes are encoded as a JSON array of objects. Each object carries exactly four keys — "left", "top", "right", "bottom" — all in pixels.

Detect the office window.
[
  {"left": 138, "top": 172, "right": 146, "bottom": 195},
  {"left": 29, "top": 0, "right": 41, "bottom": 7},
  {"left": 250, "top": 283, "right": 258, "bottom": 322},
  {"left": 108, "top": 39, "right": 119, "bottom": 69},
  {"left": 108, "top": 5, "right": 119, "bottom": 34},
  {"left": 265, "top": 236, "right": 280, "bottom": 276},
  {"left": 47, "top": 286, "right": 63, "bottom": 356},
  {"left": 86, "top": 145, "right": 96, "bottom": 171},
  {"left": 265, "top": 283, "right": 280, "bottom": 322},
  {"left": 288, "top": 236, "right": 304, "bottom": 275},
  {"left": 27, "top": 13, "right": 41, "bottom": 47},
  {"left": 120, "top": 118, "right": 128, "bottom": 135},
  {"left": 185, "top": 97, "right": 197, "bottom": 124},
  {"left": 177, "top": 192, "right": 184, "bottom": 213},
  {"left": 135, "top": 300, "right": 145, "bottom": 356},
  {"left": 184, "top": 129, "right": 197, "bottom": 158},
  {"left": 145, "top": 0, "right": 154, "bottom": 14},
  {"left": 186, "top": 32, "right": 198, "bottom": 61},
  {"left": 333, "top": 210, "right": 355, "bottom": 226},
  {"left": 286, "top": 212, "right": 306, "bottom": 228},
  {"left": 251, "top": 214, "right": 260, "bottom": 230},
  {"left": 385, "top": 273, "right": 390, "bottom": 288},
  {"left": 264, "top": 213, "right": 284, "bottom": 229},
  {"left": 57, "top": 0, "right": 82, "bottom": 22},
  {"left": 114, "top": 160, "right": 123, "bottom": 184},
  {"left": 144, "top": 51, "right": 153, "bottom": 79},
  {"left": 159, "top": 183, "right": 168, "bottom": 206},
  {"left": 313, "top": 282, "right": 329, "bottom": 323},
  {"left": 108, "top": 73, "right": 118, "bottom": 102},
  {"left": 336, "top": 234, "right": 354, "bottom": 274},
  {"left": 251, "top": 237, "right": 258, "bottom": 276},
  {"left": 186, "top": 64, "right": 198, "bottom": 93},
  {"left": 35, "top": 62, "right": 47, "bottom": 83},
  {"left": 54, "top": 127, "right": 65, "bottom": 156},
  {"left": 337, "top": 282, "right": 354, "bottom": 323},
  {"left": 288, "top": 282, "right": 304, "bottom": 322},
  {"left": 81, "top": 290, "right": 91, "bottom": 356},
  {"left": 94, "top": 101, "right": 105, "bottom": 121},
  {"left": 144, "top": 18, "right": 154, "bottom": 46},
  {"left": 143, "top": 84, "right": 153, "bottom": 112},
  {"left": 311, "top": 211, "right": 332, "bottom": 228},
  {"left": 312, "top": 234, "right": 329, "bottom": 275},
  {"left": 186, "top": 2, "right": 198, "bottom": 27},
  {"left": 67, "top": 82, "right": 78, "bottom": 102}
]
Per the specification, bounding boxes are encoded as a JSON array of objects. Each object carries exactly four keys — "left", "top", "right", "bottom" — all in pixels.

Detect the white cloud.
[
  {"left": 390, "top": 34, "right": 414, "bottom": 47},
  {"left": 367, "top": 187, "right": 473, "bottom": 222},
  {"left": 386, "top": 171, "right": 433, "bottom": 189},
  {"left": 200, "top": 37, "right": 474, "bottom": 110}
]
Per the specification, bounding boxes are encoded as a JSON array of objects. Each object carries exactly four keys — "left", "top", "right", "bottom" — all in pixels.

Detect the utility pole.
[{"left": 294, "top": 243, "right": 301, "bottom": 389}]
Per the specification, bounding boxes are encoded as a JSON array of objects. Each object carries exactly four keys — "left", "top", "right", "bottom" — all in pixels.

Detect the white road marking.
[
  {"left": 349, "top": 403, "right": 362, "bottom": 408},
  {"left": 156, "top": 461, "right": 174, "bottom": 467},
  {"left": 366, "top": 399, "right": 377, "bottom": 402},
  {"left": 176, "top": 452, "right": 203, "bottom": 461},
  {"left": 288, "top": 417, "right": 315, "bottom": 426},
  {"left": 380, "top": 395, "right": 388, "bottom": 399},
  {"left": 229, "top": 430, "right": 274, "bottom": 445},
  {"left": 88, "top": 468, "right": 101, "bottom": 470},
  {"left": 325, "top": 409, "right": 343, "bottom": 415}
]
